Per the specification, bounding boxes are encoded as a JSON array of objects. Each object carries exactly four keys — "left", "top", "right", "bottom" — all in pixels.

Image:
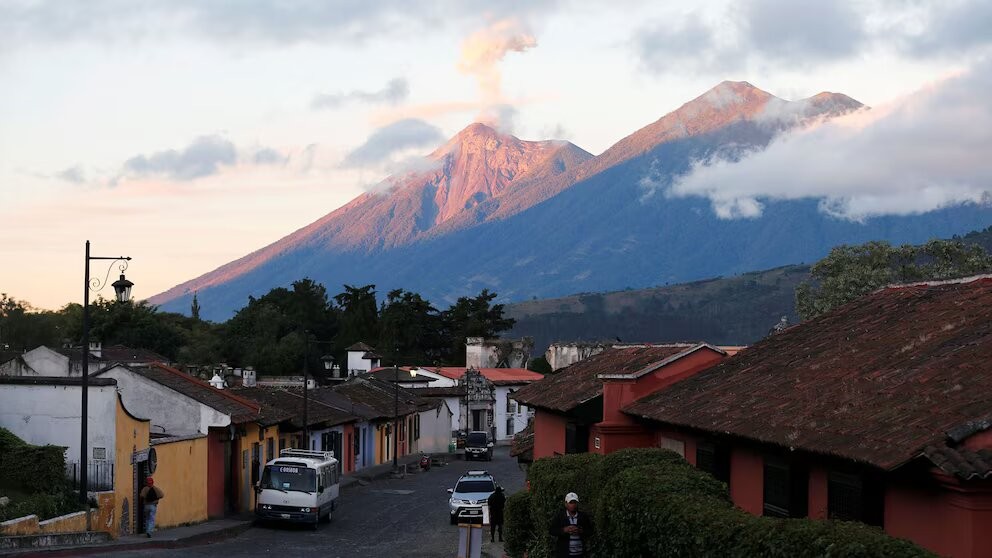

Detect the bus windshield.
[{"left": 260, "top": 465, "right": 316, "bottom": 493}]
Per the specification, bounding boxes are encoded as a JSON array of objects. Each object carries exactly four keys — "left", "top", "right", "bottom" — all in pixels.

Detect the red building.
[
  {"left": 511, "top": 343, "right": 729, "bottom": 459},
  {"left": 623, "top": 277, "right": 992, "bottom": 558}
]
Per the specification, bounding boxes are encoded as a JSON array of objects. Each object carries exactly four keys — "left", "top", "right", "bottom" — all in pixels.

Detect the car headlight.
[
  {"left": 261, "top": 504, "right": 272, "bottom": 510},
  {"left": 301, "top": 507, "right": 311, "bottom": 513}
]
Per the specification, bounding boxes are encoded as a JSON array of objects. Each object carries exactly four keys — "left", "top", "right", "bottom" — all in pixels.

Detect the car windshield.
[
  {"left": 260, "top": 464, "right": 316, "bottom": 492},
  {"left": 455, "top": 480, "right": 495, "bottom": 494},
  {"left": 467, "top": 433, "right": 488, "bottom": 446}
]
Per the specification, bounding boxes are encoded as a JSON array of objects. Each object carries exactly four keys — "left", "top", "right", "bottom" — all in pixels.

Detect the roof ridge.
[
  {"left": 880, "top": 274, "right": 992, "bottom": 292},
  {"left": 150, "top": 363, "right": 261, "bottom": 413}
]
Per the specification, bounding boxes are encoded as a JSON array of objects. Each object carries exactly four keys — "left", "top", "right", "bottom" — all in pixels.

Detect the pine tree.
[{"left": 191, "top": 291, "right": 201, "bottom": 321}]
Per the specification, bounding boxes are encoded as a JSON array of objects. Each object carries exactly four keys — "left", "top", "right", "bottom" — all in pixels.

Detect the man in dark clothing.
[
  {"left": 139, "top": 477, "right": 165, "bottom": 537},
  {"left": 548, "top": 492, "right": 593, "bottom": 557},
  {"left": 488, "top": 486, "right": 506, "bottom": 542}
]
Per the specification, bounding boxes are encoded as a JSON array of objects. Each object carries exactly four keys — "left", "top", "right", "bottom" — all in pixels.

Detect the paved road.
[{"left": 94, "top": 447, "right": 524, "bottom": 558}]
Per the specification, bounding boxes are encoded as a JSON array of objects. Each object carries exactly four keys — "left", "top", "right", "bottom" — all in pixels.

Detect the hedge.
[
  {"left": 0, "top": 491, "right": 81, "bottom": 523},
  {"left": 509, "top": 448, "right": 935, "bottom": 558},
  {"left": 0, "top": 427, "right": 69, "bottom": 494},
  {"left": 504, "top": 490, "right": 532, "bottom": 558}
]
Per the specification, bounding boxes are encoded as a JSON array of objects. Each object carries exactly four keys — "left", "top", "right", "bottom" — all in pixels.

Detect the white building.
[
  {"left": 0, "top": 343, "right": 171, "bottom": 378},
  {"left": 0, "top": 376, "right": 121, "bottom": 474},
  {"left": 345, "top": 342, "right": 381, "bottom": 376},
  {"left": 94, "top": 362, "right": 259, "bottom": 436}
]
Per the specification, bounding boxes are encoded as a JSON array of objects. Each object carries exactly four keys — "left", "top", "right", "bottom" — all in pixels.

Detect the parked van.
[{"left": 256, "top": 449, "right": 339, "bottom": 527}]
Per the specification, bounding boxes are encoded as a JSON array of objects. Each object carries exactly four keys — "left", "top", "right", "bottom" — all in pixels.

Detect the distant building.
[{"left": 0, "top": 343, "right": 170, "bottom": 377}]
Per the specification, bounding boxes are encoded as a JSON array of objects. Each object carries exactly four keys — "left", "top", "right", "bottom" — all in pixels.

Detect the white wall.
[
  {"left": 100, "top": 365, "right": 230, "bottom": 436},
  {"left": 0, "top": 346, "right": 101, "bottom": 377},
  {"left": 346, "top": 351, "right": 377, "bottom": 375},
  {"left": 417, "top": 403, "right": 453, "bottom": 454},
  {"left": 493, "top": 386, "right": 529, "bottom": 442},
  {"left": 0, "top": 382, "right": 117, "bottom": 463}
]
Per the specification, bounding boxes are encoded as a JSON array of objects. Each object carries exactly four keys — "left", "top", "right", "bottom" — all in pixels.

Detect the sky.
[{"left": 1, "top": 0, "right": 990, "bottom": 310}]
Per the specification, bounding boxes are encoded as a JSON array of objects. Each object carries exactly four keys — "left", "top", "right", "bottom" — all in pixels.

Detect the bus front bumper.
[{"left": 256, "top": 505, "right": 318, "bottom": 523}]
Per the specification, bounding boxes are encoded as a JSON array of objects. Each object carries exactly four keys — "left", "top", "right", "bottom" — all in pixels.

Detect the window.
[
  {"left": 279, "top": 437, "right": 286, "bottom": 452},
  {"left": 828, "top": 471, "right": 883, "bottom": 526},
  {"left": 354, "top": 430, "right": 361, "bottom": 456},
  {"left": 266, "top": 438, "right": 274, "bottom": 463},
  {"left": 762, "top": 456, "right": 808, "bottom": 518},
  {"left": 506, "top": 418, "right": 514, "bottom": 436},
  {"left": 399, "top": 421, "right": 406, "bottom": 442},
  {"left": 565, "top": 423, "right": 589, "bottom": 454},
  {"left": 696, "top": 441, "right": 730, "bottom": 484},
  {"left": 321, "top": 432, "right": 331, "bottom": 451}
]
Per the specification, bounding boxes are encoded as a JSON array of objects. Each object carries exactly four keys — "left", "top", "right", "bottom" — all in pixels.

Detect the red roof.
[
  {"left": 512, "top": 344, "right": 706, "bottom": 413},
  {"left": 432, "top": 367, "right": 543, "bottom": 385},
  {"left": 624, "top": 277, "right": 992, "bottom": 473}
]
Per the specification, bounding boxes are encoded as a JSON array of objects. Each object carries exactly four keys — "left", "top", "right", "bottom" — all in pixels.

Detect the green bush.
[
  {"left": 595, "top": 464, "right": 934, "bottom": 558},
  {"left": 525, "top": 452, "right": 602, "bottom": 558},
  {"left": 504, "top": 490, "right": 532, "bottom": 558},
  {"left": 0, "top": 491, "right": 81, "bottom": 523},
  {"left": 511, "top": 448, "right": 934, "bottom": 558},
  {"left": 0, "top": 427, "right": 69, "bottom": 494}
]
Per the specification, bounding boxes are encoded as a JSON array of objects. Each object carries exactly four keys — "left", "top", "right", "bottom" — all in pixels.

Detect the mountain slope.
[{"left": 151, "top": 81, "right": 991, "bottom": 321}]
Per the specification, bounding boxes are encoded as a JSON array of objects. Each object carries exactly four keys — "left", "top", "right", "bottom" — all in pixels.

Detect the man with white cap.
[{"left": 548, "top": 491, "right": 593, "bottom": 557}]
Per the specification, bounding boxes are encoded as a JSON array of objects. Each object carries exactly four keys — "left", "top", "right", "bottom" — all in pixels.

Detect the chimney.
[
  {"left": 242, "top": 369, "right": 257, "bottom": 388},
  {"left": 89, "top": 341, "right": 102, "bottom": 359},
  {"left": 465, "top": 337, "right": 484, "bottom": 369},
  {"left": 209, "top": 373, "right": 225, "bottom": 389}
]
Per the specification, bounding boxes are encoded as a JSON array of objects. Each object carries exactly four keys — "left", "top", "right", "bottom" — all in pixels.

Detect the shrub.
[
  {"left": 0, "top": 491, "right": 81, "bottom": 523},
  {"left": 504, "top": 490, "right": 532, "bottom": 558},
  {"left": 524, "top": 452, "right": 602, "bottom": 558},
  {"left": 0, "top": 427, "right": 69, "bottom": 494},
  {"left": 595, "top": 464, "right": 934, "bottom": 558}
]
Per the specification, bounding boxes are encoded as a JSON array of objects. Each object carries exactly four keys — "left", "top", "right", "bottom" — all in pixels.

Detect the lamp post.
[
  {"left": 80, "top": 240, "right": 133, "bottom": 505},
  {"left": 301, "top": 331, "right": 335, "bottom": 449}
]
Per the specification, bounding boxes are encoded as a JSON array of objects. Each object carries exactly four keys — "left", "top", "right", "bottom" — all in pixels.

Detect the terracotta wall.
[{"left": 533, "top": 411, "right": 567, "bottom": 459}]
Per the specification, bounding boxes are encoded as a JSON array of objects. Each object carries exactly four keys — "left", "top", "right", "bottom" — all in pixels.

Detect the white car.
[{"left": 447, "top": 470, "right": 498, "bottom": 525}]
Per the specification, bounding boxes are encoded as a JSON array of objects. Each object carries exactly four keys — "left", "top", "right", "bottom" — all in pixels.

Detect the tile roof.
[
  {"left": 330, "top": 377, "right": 420, "bottom": 419},
  {"left": 306, "top": 388, "right": 381, "bottom": 421},
  {"left": 922, "top": 445, "right": 992, "bottom": 480},
  {"left": 100, "top": 344, "right": 170, "bottom": 364},
  {"left": 511, "top": 344, "right": 703, "bottom": 413},
  {"left": 410, "top": 386, "right": 468, "bottom": 398},
  {"left": 624, "top": 277, "right": 992, "bottom": 473},
  {"left": 99, "top": 363, "right": 261, "bottom": 424},
  {"left": 229, "top": 387, "right": 357, "bottom": 428},
  {"left": 432, "top": 367, "right": 544, "bottom": 386},
  {"left": 346, "top": 342, "right": 376, "bottom": 352},
  {"left": 510, "top": 422, "right": 534, "bottom": 460},
  {"left": 367, "top": 367, "right": 433, "bottom": 384},
  {"left": 0, "top": 376, "right": 117, "bottom": 387}
]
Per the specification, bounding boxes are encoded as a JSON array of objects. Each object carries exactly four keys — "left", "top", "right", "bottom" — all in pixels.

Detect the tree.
[
  {"left": 0, "top": 294, "right": 63, "bottom": 351},
  {"left": 190, "top": 292, "right": 201, "bottom": 321},
  {"left": 796, "top": 239, "right": 992, "bottom": 320},
  {"left": 441, "top": 289, "right": 516, "bottom": 365},
  {"left": 333, "top": 284, "right": 378, "bottom": 351},
  {"left": 378, "top": 289, "right": 442, "bottom": 365}
]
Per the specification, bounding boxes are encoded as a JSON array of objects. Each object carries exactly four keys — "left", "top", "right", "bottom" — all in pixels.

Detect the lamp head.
[{"left": 111, "top": 274, "right": 133, "bottom": 302}]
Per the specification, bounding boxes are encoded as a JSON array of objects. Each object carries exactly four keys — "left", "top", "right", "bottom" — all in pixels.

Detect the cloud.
[
  {"left": 56, "top": 165, "right": 86, "bottom": 184},
  {"left": 458, "top": 18, "right": 536, "bottom": 125},
  {"left": 122, "top": 135, "right": 237, "bottom": 181},
  {"left": 311, "top": 78, "right": 409, "bottom": 110},
  {"left": 667, "top": 61, "right": 992, "bottom": 221},
  {"left": 341, "top": 119, "right": 445, "bottom": 169},
  {"left": 0, "top": 1, "right": 560, "bottom": 49},
  {"left": 635, "top": 1, "right": 992, "bottom": 75},
  {"left": 252, "top": 147, "right": 289, "bottom": 165}
]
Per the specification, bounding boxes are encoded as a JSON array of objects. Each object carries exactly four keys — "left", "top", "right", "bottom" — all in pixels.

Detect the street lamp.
[
  {"left": 302, "top": 331, "right": 334, "bottom": 448},
  {"left": 80, "top": 240, "right": 133, "bottom": 505}
]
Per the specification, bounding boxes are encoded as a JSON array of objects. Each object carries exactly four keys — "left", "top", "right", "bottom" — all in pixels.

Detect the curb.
[{"left": 0, "top": 522, "right": 252, "bottom": 557}]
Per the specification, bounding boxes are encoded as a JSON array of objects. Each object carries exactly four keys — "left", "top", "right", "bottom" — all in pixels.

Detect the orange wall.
[
  {"left": 533, "top": 410, "right": 567, "bottom": 459},
  {"left": 114, "top": 396, "right": 150, "bottom": 537},
  {"left": 150, "top": 436, "right": 209, "bottom": 528}
]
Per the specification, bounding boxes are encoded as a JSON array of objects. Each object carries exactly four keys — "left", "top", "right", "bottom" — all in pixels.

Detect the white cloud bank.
[{"left": 668, "top": 61, "right": 992, "bottom": 221}]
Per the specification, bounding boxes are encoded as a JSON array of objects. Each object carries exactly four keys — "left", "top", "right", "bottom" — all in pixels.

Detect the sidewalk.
[{"left": 0, "top": 517, "right": 254, "bottom": 557}]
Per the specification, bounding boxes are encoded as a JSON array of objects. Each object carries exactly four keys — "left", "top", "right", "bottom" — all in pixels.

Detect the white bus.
[{"left": 255, "top": 449, "right": 340, "bottom": 527}]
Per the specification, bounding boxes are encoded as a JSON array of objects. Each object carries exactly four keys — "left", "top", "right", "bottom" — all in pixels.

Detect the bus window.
[{"left": 260, "top": 465, "right": 316, "bottom": 493}]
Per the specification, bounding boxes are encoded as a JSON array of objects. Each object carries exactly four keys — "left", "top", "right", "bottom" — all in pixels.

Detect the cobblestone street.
[{"left": 88, "top": 447, "right": 525, "bottom": 558}]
